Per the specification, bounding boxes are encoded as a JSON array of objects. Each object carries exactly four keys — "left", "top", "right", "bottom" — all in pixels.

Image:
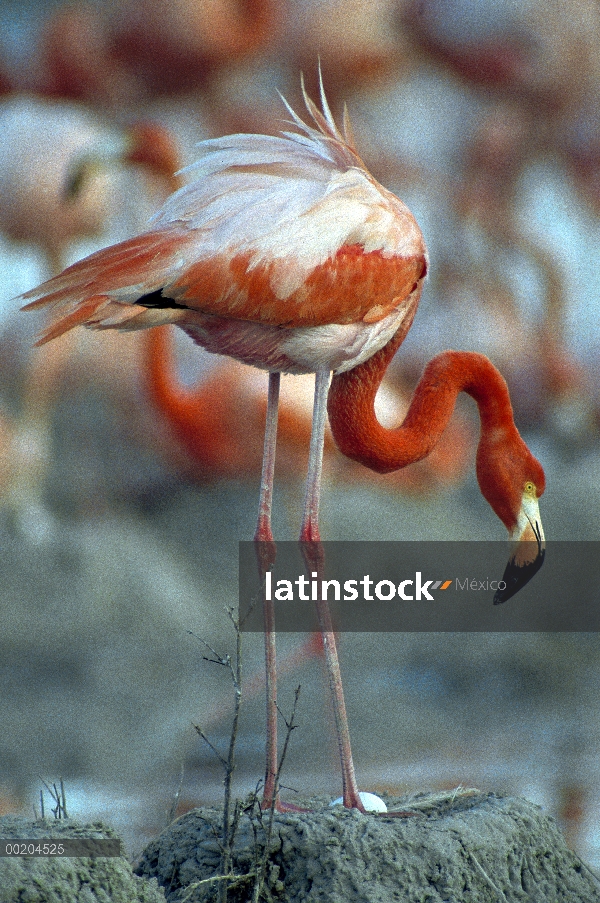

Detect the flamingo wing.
[{"left": 21, "top": 90, "right": 427, "bottom": 344}]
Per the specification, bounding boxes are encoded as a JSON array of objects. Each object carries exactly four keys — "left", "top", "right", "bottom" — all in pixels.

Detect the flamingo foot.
[
  {"left": 260, "top": 785, "right": 311, "bottom": 813},
  {"left": 273, "top": 799, "right": 311, "bottom": 813}
]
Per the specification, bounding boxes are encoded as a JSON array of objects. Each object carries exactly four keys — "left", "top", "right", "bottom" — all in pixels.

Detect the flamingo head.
[{"left": 476, "top": 428, "right": 545, "bottom": 604}]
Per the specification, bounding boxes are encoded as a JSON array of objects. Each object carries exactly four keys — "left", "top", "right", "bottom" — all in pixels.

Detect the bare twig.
[
  {"left": 167, "top": 762, "right": 185, "bottom": 826},
  {"left": 39, "top": 778, "right": 68, "bottom": 819},
  {"left": 60, "top": 778, "right": 68, "bottom": 819},
  {"left": 190, "top": 607, "right": 244, "bottom": 903},
  {"left": 193, "top": 724, "right": 228, "bottom": 769},
  {"left": 219, "top": 607, "right": 243, "bottom": 903}
]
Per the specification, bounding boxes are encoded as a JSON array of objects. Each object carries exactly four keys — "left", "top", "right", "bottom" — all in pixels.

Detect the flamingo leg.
[
  {"left": 255, "top": 372, "right": 280, "bottom": 545},
  {"left": 254, "top": 371, "right": 280, "bottom": 809},
  {"left": 300, "top": 369, "right": 365, "bottom": 811},
  {"left": 299, "top": 369, "right": 329, "bottom": 544}
]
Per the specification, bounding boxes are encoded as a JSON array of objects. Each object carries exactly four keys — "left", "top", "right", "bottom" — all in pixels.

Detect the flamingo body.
[{"left": 22, "top": 89, "right": 427, "bottom": 378}]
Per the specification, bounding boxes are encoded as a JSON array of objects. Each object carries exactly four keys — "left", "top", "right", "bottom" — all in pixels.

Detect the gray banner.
[
  {"left": 239, "top": 542, "right": 591, "bottom": 631},
  {"left": 0, "top": 838, "right": 122, "bottom": 857}
]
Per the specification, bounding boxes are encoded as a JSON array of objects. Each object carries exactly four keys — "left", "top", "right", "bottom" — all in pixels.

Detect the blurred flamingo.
[
  {"left": 111, "top": 0, "right": 279, "bottom": 96},
  {"left": 404, "top": 0, "right": 600, "bottom": 112},
  {"left": 34, "top": 0, "right": 279, "bottom": 112},
  {"left": 452, "top": 103, "right": 593, "bottom": 434},
  {"left": 34, "top": 3, "right": 135, "bottom": 109},
  {"left": 0, "top": 96, "right": 180, "bottom": 274},
  {"left": 0, "top": 95, "right": 180, "bottom": 539}
]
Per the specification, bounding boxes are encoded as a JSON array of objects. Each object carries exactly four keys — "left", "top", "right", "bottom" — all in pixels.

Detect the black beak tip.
[{"left": 493, "top": 548, "right": 545, "bottom": 605}]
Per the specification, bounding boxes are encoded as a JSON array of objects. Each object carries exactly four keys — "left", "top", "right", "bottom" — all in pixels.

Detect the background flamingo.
[
  {"left": 0, "top": 96, "right": 180, "bottom": 274},
  {"left": 23, "top": 0, "right": 281, "bottom": 139},
  {"left": 0, "top": 94, "right": 180, "bottom": 539}
]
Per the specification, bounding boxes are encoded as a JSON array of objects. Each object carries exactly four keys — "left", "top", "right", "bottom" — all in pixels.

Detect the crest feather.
[{"left": 277, "top": 71, "right": 362, "bottom": 169}]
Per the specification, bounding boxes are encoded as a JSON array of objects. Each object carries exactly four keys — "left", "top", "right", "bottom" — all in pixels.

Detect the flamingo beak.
[
  {"left": 62, "top": 134, "right": 129, "bottom": 200},
  {"left": 494, "top": 493, "right": 545, "bottom": 604}
]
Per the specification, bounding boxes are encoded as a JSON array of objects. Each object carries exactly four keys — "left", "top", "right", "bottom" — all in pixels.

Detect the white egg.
[{"left": 330, "top": 791, "right": 387, "bottom": 813}]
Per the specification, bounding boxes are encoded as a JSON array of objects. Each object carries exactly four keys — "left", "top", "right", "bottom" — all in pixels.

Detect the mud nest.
[{"left": 135, "top": 789, "right": 600, "bottom": 902}]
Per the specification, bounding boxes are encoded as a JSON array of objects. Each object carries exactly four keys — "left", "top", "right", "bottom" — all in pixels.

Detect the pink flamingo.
[{"left": 18, "top": 80, "right": 544, "bottom": 810}]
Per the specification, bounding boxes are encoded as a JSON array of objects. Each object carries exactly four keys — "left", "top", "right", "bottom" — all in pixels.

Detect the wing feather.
[{"left": 19, "top": 83, "right": 427, "bottom": 347}]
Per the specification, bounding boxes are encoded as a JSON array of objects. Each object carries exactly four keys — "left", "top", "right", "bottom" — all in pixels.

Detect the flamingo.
[
  {"left": 17, "top": 79, "right": 543, "bottom": 809},
  {"left": 18, "top": 79, "right": 426, "bottom": 811},
  {"left": 0, "top": 96, "right": 180, "bottom": 273},
  {"left": 404, "top": 0, "right": 599, "bottom": 112},
  {"left": 34, "top": 0, "right": 279, "bottom": 108},
  {"left": 110, "top": 0, "right": 279, "bottom": 97},
  {"left": 0, "top": 96, "right": 180, "bottom": 539}
]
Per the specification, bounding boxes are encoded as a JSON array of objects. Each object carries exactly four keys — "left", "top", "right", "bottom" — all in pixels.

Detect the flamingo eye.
[{"left": 523, "top": 481, "right": 536, "bottom": 497}]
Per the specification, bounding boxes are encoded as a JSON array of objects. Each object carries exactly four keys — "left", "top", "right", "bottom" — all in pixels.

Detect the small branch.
[
  {"left": 60, "top": 778, "right": 68, "bottom": 819},
  {"left": 39, "top": 778, "right": 68, "bottom": 820},
  {"left": 220, "top": 608, "right": 243, "bottom": 903},
  {"left": 193, "top": 724, "right": 228, "bottom": 769},
  {"left": 189, "top": 608, "right": 244, "bottom": 903},
  {"left": 187, "top": 629, "right": 231, "bottom": 669},
  {"left": 167, "top": 762, "right": 185, "bottom": 825}
]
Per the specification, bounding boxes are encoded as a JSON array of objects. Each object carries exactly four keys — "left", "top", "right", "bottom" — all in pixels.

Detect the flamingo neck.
[
  {"left": 143, "top": 325, "right": 210, "bottom": 445},
  {"left": 328, "top": 347, "right": 522, "bottom": 528},
  {"left": 144, "top": 326, "right": 187, "bottom": 416}
]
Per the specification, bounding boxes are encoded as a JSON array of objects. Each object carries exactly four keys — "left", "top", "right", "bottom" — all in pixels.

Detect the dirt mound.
[
  {"left": 0, "top": 816, "right": 165, "bottom": 903},
  {"left": 135, "top": 790, "right": 600, "bottom": 902}
]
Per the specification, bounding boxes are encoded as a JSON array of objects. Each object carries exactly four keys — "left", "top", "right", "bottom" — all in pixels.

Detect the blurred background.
[{"left": 1, "top": 0, "right": 600, "bottom": 869}]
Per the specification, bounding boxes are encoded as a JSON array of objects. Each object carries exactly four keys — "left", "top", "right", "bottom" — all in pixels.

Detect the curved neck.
[
  {"left": 144, "top": 325, "right": 184, "bottom": 415},
  {"left": 143, "top": 325, "right": 210, "bottom": 438},
  {"left": 328, "top": 347, "right": 516, "bottom": 474},
  {"left": 143, "top": 326, "right": 246, "bottom": 476}
]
